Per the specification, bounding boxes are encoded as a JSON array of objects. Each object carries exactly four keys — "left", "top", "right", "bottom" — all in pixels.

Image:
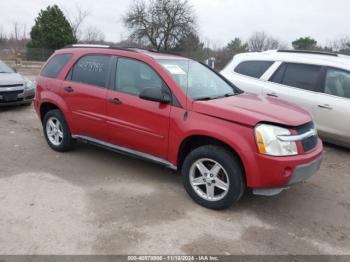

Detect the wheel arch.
[
  {"left": 40, "top": 102, "right": 61, "bottom": 121},
  {"left": 177, "top": 135, "right": 247, "bottom": 183}
]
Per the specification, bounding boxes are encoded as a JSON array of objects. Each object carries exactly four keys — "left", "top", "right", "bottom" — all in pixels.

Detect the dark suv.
[{"left": 34, "top": 45, "right": 323, "bottom": 209}]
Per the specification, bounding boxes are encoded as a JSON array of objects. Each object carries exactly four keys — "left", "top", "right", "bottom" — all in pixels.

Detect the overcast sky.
[{"left": 1, "top": 0, "right": 349, "bottom": 47}]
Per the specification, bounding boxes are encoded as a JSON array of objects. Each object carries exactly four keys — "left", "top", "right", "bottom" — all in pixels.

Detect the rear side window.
[
  {"left": 70, "top": 55, "right": 111, "bottom": 88},
  {"left": 270, "top": 63, "right": 321, "bottom": 91},
  {"left": 234, "top": 61, "right": 273, "bottom": 78},
  {"left": 324, "top": 68, "right": 350, "bottom": 99},
  {"left": 41, "top": 54, "right": 72, "bottom": 78}
]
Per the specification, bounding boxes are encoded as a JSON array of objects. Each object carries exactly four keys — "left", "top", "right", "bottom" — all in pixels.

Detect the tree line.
[{"left": 1, "top": 0, "right": 350, "bottom": 68}]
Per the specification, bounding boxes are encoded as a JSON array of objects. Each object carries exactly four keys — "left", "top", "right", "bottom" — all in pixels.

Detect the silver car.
[
  {"left": 221, "top": 50, "right": 350, "bottom": 148},
  {"left": 0, "top": 60, "right": 35, "bottom": 106}
]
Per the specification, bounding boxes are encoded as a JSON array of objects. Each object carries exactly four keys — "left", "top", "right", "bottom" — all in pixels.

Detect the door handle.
[
  {"left": 266, "top": 92, "right": 278, "bottom": 97},
  {"left": 108, "top": 97, "right": 122, "bottom": 105},
  {"left": 64, "top": 86, "right": 74, "bottom": 93},
  {"left": 318, "top": 104, "right": 333, "bottom": 110}
]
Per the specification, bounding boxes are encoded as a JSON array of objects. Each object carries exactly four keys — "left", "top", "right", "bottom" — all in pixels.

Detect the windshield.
[
  {"left": 157, "top": 59, "right": 237, "bottom": 100},
  {"left": 0, "top": 61, "right": 14, "bottom": 73}
]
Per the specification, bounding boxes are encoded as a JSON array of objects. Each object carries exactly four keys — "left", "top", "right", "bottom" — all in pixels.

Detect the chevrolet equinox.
[{"left": 34, "top": 45, "right": 324, "bottom": 209}]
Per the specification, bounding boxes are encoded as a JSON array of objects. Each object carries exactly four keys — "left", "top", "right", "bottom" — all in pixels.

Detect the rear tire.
[
  {"left": 43, "top": 109, "right": 74, "bottom": 152},
  {"left": 182, "top": 145, "right": 245, "bottom": 210}
]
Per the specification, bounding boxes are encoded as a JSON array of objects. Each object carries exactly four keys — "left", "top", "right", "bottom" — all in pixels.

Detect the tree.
[
  {"left": 332, "top": 37, "right": 350, "bottom": 55},
  {"left": 28, "top": 5, "right": 77, "bottom": 50},
  {"left": 248, "top": 32, "right": 280, "bottom": 52},
  {"left": 173, "top": 31, "right": 205, "bottom": 59},
  {"left": 123, "top": 0, "right": 196, "bottom": 51},
  {"left": 65, "top": 6, "right": 90, "bottom": 40},
  {"left": 292, "top": 37, "right": 317, "bottom": 50},
  {"left": 82, "top": 27, "right": 105, "bottom": 44},
  {"left": 226, "top": 37, "right": 248, "bottom": 55}
]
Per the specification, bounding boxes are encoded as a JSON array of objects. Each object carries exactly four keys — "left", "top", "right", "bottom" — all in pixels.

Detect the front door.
[{"left": 106, "top": 57, "right": 171, "bottom": 159}]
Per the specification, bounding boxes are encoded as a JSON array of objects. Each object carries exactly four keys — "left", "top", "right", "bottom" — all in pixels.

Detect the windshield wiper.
[
  {"left": 195, "top": 93, "right": 237, "bottom": 101},
  {"left": 195, "top": 96, "right": 214, "bottom": 101},
  {"left": 222, "top": 92, "right": 236, "bottom": 97},
  {"left": 211, "top": 93, "right": 237, "bottom": 100}
]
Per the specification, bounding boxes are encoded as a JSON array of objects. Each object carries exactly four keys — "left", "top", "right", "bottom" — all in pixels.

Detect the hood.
[
  {"left": 0, "top": 73, "right": 24, "bottom": 86},
  {"left": 192, "top": 93, "right": 312, "bottom": 127}
]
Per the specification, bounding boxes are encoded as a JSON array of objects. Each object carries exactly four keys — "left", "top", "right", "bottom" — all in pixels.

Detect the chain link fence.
[{"left": 0, "top": 48, "right": 53, "bottom": 63}]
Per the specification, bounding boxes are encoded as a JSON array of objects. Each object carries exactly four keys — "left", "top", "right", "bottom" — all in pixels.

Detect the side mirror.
[
  {"left": 139, "top": 87, "right": 171, "bottom": 104},
  {"left": 12, "top": 67, "right": 17, "bottom": 73}
]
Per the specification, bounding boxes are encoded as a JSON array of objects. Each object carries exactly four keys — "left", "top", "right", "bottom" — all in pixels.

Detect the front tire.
[
  {"left": 43, "top": 109, "right": 74, "bottom": 152},
  {"left": 182, "top": 145, "right": 245, "bottom": 210}
]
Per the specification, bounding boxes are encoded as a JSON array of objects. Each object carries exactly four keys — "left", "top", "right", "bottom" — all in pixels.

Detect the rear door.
[
  {"left": 311, "top": 67, "right": 350, "bottom": 144},
  {"left": 62, "top": 54, "right": 112, "bottom": 140},
  {"left": 106, "top": 57, "right": 171, "bottom": 159},
  {"left": 263, "top": 62, "right": 323, "bottom": 111}
]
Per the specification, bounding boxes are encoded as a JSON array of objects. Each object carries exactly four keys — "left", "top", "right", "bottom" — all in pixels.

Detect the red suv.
[{"left": 34, "top": 45, "right": 323, "bottom": 209}]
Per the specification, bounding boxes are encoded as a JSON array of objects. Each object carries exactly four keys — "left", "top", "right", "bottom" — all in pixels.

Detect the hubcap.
[
  {"left": 189, "top": 158, "right": 230, "bottom": 201},
  {"left": 46, "top": 117, "right": 63, "bottom": 146}
]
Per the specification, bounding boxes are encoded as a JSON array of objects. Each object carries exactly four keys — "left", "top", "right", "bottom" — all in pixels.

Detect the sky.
[{"left": 1, "top": 0, "right": 349, "bottom": 47}]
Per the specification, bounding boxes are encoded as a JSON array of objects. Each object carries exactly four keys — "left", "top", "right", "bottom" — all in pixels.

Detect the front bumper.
[
  {"left": 253, "top": 153, "right": 323, "bottom": 196},
  {"left": 0, "top": 88, "right": 35, "bottom": 106}
]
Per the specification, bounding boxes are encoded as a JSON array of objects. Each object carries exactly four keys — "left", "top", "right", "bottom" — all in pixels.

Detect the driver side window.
[{"left": 116, "top": 58, "right": 163, "bottom": 96}]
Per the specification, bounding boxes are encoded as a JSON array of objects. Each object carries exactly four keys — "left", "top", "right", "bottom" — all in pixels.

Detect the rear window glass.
[
  {"left": 41, "top": 54, "right": 72, "bottom": 78},
  {"left": 234, "top": 61, "right": 273, "bottom": 78},
  {"left": 70, "top": 55, "right": 111, "bottom": 88}
]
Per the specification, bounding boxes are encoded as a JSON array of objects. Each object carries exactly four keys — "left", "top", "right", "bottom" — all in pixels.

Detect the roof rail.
[
  {"left": 62, "top": 44, "right": 184, "bottom": 57},
  {"left": 277, "top": 49, "right": 338, "bottom": 57},
  {"left": 70, "top": 44, "right": 111, "bottom": 48},
  {"left": 63, "top": 44, "right": 139, "bottom": 53}
]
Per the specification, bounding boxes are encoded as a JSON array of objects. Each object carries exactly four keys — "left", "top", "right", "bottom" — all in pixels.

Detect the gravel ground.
[{"left": 0, "top": 69, "right": 349, "bottom": 255}]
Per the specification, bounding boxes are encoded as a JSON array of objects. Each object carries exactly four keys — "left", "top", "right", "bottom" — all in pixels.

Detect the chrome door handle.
[
  {"left": 108, "top": 97, "right": 122, "bottom": 105},
  {"left": 266, "top": 92, "right": 278, "bottom": 97},
  {"left": 318, "top": 104, "right": 332, "bottom": 110}
]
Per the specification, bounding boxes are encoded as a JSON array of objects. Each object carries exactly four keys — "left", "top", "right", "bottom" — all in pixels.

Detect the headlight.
[
  {"left": 255, "top": 124, "right": 298, "bottom": 156},
  {"left": 24, "top": 79, "right": 35, "bottom": 90}
]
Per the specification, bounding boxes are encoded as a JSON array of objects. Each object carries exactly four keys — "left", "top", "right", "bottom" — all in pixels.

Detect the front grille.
[
  {"left": 0, "top": 84, "right": 23, "bottom": 88},
  {"left": 0, "top": 90, "right": 23, "bottom": 102},
  {"left": 294, "top": 121, "right": 318, "bottom": 152}
]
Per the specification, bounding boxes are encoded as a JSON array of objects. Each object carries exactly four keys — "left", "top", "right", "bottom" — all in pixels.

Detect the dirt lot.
[{"left": 0, "top": 68, "right": 350, "bottom": 255}]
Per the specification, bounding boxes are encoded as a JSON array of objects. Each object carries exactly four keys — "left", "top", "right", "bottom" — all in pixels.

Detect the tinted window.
[
  {"left": 270, "top": 63, "right": 287, "bottom": 83},
  {"left": 71, "top": 55, "right": 111, "bottom": 87},
  {"left": 279, "top": 63, "right": 321, "bottom": 91},
  {"left": 41, "top": 54, "right": 72, "bottom": 78},
  {"left": 116, "top": 58, "right": 163, "bottom": 96},
  {"left": 324, "top": 68, "right": 350, "bottom": 99},
  {"left": 234, "top": 61, "right": 273, "bottom": 78}
]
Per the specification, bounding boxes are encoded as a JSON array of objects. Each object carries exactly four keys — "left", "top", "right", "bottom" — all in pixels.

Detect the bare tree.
[
  {"left": 82, "top": 27, "right": 105, "bottom": 44},
  {"left": 65, "top": 5, "right": 90, "bottom": 40},
  {"left": 331, "top": 37, "right": 350, "bottom": 54},
  {"left": 0, "top": 26, "right": 7, "bottom": 40},
  {"left": 247, "top": 31, "right": 281, "bottom": 52},
  {"left": 123, "top": 0, "right": 196, "bottom": 51}
]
